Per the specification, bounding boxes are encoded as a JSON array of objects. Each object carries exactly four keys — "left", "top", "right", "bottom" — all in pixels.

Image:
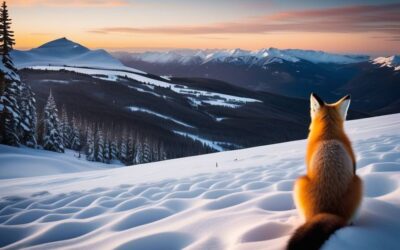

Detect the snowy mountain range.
[
  {"left": 11, "top": 38, "right": 400, "bottom": 151},
  {"left": 115, "top": 48, "right": 370, "bottom": 66},
  {"left": 115, "top": 49, "right": 400, "bottom": 108},
  {"left": 0, "top": 113, "right": 399, "bottom": 249},
  {"left": 14, "top": 38, "right": 318, "bottom": 151}
]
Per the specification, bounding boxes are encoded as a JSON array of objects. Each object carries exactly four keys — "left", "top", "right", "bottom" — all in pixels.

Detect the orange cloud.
[{"left": 10, "top": 0, "right": 129, "bottom": 7}]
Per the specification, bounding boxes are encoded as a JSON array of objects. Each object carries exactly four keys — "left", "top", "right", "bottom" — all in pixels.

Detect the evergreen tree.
[
  {"left": 0, "top": 78, "right": 20, "bottom": 145},
  {"left": 85, "top": 124, "right": 95, "bottom": 161},
  {"left": 103, "top": 131, "right": 110, "bottom": 164},
  {"left": 19, "top": 83, "right": 37, "bottom": 147},
  {"left": 152, "top": 140, "right": 159, "bottom": 162},
  {"left": 118, "top": 129, "right": 128, "bottom": 164},
  {"left": 134, "top": 136, "right": 143, "bottom": 164},
  {"left": 125, "top": 133, "right": 135, "bottom": 165},
  {"left": 70, "top": 114, "right": 81, "bottom": 151},
  {"left": 94, "top": 126, "right": 104, "bottom": 162},
  {"left": 0, "top": 1, "right": 15, "bottom": 71},
  {"left": 43, "top": 90, "right": 64, "bottom": 152},
  {"left": 60, "top": 105, "right": 71, "bottom": 149},
  {"left": 0, "top": 1, "right": 21, "bottom": 146},
  {"left": 159, "top": 142, "right": 167, "bottom": 161},
  {"left": 110, "top": 135, "right": 118, "bottom": 161},
  {"left": 142, "top": 137, "right": 151, "bottom": 163}
]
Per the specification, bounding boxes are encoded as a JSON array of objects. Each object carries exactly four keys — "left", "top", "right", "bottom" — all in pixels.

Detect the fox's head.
[{"left": 310, "top": 93, "right": 351, "bottom": 123}]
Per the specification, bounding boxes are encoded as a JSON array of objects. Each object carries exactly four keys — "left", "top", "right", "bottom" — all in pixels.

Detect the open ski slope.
[{"left": 0, "top": 114, "right": 399, "bottom": 249}]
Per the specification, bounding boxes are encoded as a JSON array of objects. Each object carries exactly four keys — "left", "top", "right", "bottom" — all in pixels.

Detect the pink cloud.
[{"left": 10, "top": 0, "right": 129, "bottom": 7}]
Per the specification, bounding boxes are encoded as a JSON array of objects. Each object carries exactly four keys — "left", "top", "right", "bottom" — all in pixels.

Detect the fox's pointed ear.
[
  {"left": 337, "top": 95, "right": 351, "bottom": 120},
  {"left": 310, "top": 93, "right": 323, "bottom": 119}
]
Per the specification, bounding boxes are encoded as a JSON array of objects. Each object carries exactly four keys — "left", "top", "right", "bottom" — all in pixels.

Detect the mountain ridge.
[{"left": 114, "top": 48, "right": 371, "bottom": 66}]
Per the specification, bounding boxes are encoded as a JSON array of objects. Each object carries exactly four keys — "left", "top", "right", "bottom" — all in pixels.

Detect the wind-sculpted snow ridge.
[{"left": 0, "top": 114, "right": 399, "bottom": 249}]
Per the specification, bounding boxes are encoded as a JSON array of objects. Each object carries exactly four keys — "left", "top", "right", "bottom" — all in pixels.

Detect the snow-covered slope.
[
  {"left": 28, "top": 65, "right": 262, "bottom": 112},
  {"left": 373, "top": 55, "right": 400, "bottom": 71},
  {"left": 11, "top": 38, "right": 143, "bottom": 73},
  {"left": 125, "top": 48, "right": 370, "bottom": 65},
  {"left": 0, "top": 113, "right": 399, "bottom": 249},
  {"left": 0, "top": 145, "right": 122, "bottom": 179}
]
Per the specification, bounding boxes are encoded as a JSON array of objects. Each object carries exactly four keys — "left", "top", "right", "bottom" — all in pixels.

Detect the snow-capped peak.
[
  {"left": 373, "top": 55, "right": 400, "bottom": 71},
  {"left": 38, "top": 37, "right": 88, "bottom": 51},
  {"left": 126, "top": 48, "right": 370, "bottom": 66},
  {"left": 11, "top": 38, "right": 143, "bottom": 73}
]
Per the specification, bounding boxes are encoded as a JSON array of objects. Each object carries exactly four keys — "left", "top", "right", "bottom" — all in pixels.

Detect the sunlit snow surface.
[{"left": 0, "top": 114, "right": 399, "bottom": 249}]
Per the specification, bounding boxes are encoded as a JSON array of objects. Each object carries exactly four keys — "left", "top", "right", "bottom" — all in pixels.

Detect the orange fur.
[
  {"left": 288, "top": 94, "right": 363, "bottom": 250},
  {"left": 306, "top": 103, "right": 356, "bottom": 175}
]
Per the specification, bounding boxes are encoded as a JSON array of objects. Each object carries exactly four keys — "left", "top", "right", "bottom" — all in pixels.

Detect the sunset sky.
[{"left": 10, "top": 0, "right": 400, "bottom": 55}]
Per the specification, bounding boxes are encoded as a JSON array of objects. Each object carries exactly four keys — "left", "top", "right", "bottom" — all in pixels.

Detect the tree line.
[{"left": 37, "top": 91, "right": 168, "bottom": 164}]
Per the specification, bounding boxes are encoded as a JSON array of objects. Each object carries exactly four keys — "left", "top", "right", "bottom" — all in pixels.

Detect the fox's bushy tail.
[{"left": 287, "top": 213, "right": 346, "bottom": 250}]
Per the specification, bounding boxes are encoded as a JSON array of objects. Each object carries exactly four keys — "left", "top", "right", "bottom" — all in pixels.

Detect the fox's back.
[{"left": 308, "top": 139, "right": 354, "bottom": 212}]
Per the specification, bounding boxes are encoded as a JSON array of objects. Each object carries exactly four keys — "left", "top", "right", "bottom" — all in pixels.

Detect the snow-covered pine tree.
[
  {"left": 152, "top": 140, "right": 159, "bottom": 162},
  {"left": 94, "top": 126, "right": 104, "bottom": 162},
  {"left": 70, "top": 114, "right": 81, "bottom": 151},
  {"left": 125, "top": 133, "right": 135, "bottom": 165},
  {"left": 118, "top": 129, "right": 128, "bottom": 164},
  {"left": 103, "top": 131, "right": 110, "bottom": 164},
  {"left": 110, "top": 134, "right": 118, "bottom": 161},
  {"left": 159, "top": 142, "right": 167, "bottom": 161},
  {"left": 134, "top": 136, "right": 143, "bottom": 164},
  {"left": 43, "top": 90, "right": 64, "bottom": 153},
  {"left": 85, "top": 124, "right": 95, "bottom": 161},
  {"left": 60, "top": 105, "right": 71, "bottom": 149},
  {"left": 142, "top": 137, "right": 151, "bottom": 163},
  {"left": 0, "top": 1, "right": 22, "bottom": 146},
  {"left": 19, "top": 83, "right": 37, "bottom": 147}
]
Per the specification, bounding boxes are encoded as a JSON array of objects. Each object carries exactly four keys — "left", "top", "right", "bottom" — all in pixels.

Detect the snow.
[
  {"left": 127, "top": 85, "right": 163, "bottom": 98},
  {"left": 40, "top": 79, "right": 70, "bottom": 84},
  {"left": 0, "top": 145, "right": 122, "bottom": 179},
  {"left": 202, "top": 100, "right": 241, "bottom": 108},
  {"left": 373, "top": 55, "right": 400, "bottom": 71},
  {"left": 127, "top": 106, "right": 194, "bottom": 128},
  {"left": 29, "top": 65, "right": 173, "bottom": 88},
  {"left": 170, "top": 86, "right": 261, "bottom": 108},
  {"left": 127, "top": 48, "right": 370, "bottom": 65},
  {"left": 173, "top": 130, "right": 226, "bottom": 151},
  {"left": 29, "top": 65, "right": 261, "bottom": 109},
  {"left": 0, "top": 113, "right": 399, "bottom": 250},
  {"left": 12, "top": 37, "right": 144, "bottom": 74}
]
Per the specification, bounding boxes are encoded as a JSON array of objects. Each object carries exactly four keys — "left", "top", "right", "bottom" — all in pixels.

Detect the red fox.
[{"left": 287, "top": 93, "right": 363, "bottom": 250}]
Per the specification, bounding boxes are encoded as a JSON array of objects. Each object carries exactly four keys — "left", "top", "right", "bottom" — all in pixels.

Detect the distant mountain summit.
[
  {"left": 37, "top": 37, "right": 89, "bottom": 54},
  {"left": 116, "top": 48, "right": 370, "bottom": 66},
  {"left": 373, "top": 55, "right": 400, "bottom": 71},
  {"left": 12, "top": 37, "right": 129, "bottom": 69}
]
